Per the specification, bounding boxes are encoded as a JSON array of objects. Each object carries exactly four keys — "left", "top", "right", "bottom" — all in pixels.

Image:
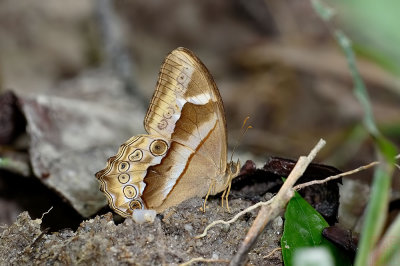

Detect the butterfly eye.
[
  {"left": 123, "top": 185, "right": 138, "bottom": 199},
  {"left": 150, "top": 139, "right": 168, "bottom": 156},
  {"left": 118, "top": 161, "right": 130, "bottom": 172},
  {"left": 129, "top": 200, "right": 143, "bottom": 210},
  {"left": 118, "top": 173, "right": 130, "bottom": 184},
  {"left": 128, "top": 149, "right": 143, "bottom": 162}
]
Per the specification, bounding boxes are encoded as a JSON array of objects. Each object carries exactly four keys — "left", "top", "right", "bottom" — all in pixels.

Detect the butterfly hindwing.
[{"left": 96, "top": 135, "right": 170, "bottom": 217}]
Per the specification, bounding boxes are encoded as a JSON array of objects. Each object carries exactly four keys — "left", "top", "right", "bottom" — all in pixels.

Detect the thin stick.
[
  {"left": 179, "top": 257, "right": 230, "bottom": 266},
  {"left": 294, "top": 161, "right": 379, "bottom": 190},
  {"left": 263, "top": 247, "right": 282, "bottom": 259},
  {"left": 40, "top": 206, "right": 54, "bottom": 220},
  {"left": 196, "top": 200, "right": 272, "bottom": 238},
  {"left": 295, "top": 154, "right": 399, "bottom": 190},
  {"left": 229, "top": 139, "right": 326, "bottom": 266}
]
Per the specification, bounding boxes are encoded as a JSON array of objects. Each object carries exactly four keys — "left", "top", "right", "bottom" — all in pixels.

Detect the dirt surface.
[
  {"left": 1, "top": 1, "right": 399, "bottom": 265},
  {"left": 0, "top": 195, "right": 283, "bottom": 265}
]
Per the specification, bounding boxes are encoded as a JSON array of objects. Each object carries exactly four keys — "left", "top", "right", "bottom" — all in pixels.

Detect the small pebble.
[
  {"left": 132, "top": 210, "right": 156, "bottom": 224},
  {"left": 147, "top": 234, "right": 154, "bottom": 242},
  {"left": 184, "top": 224, "right": 193, "bottom": 232},
  {"left": 221, "top": 223, "right": 230, "bottom": 232}
]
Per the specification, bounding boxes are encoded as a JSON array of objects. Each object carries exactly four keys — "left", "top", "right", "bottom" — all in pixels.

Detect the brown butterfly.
[{"left": 95, "top": 47, "right": 240, "bottom": 217}]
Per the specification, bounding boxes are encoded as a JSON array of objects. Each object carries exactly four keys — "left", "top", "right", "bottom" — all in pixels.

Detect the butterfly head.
[{"left": 228, "top": 159, "right": 240, "bottom": 178}]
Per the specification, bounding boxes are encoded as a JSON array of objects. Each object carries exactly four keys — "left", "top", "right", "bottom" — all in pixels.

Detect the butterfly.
[{"left": 95, "top": 47, "right": 240, "bottom": 217}]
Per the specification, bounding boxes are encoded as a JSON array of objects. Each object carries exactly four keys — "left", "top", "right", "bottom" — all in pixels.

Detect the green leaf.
[{"left": 281, "top": 192, "right": 352, "bottom": 266}]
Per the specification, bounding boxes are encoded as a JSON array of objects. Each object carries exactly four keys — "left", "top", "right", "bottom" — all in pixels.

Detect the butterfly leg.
[
  {"left": 221, "top": 160, "right": 241, "bottom": 212},
  {"left": 221, "top": 188, "right": 227, "bottom": 208},
  {"left": 220, "top": 172, "right": 231, "bottom": 208},
  {"left": 203, "top": 180, "right": 216, "bottom": 212},
  {"left": 221, "top": 174, "right": 233, "bottom": 212},
  {"left": 225, "top": 180, "right": 232, "bottom": 212}
]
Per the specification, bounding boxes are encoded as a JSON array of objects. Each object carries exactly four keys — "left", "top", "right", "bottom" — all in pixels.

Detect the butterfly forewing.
[{"left": 142, "top": 48, "right": 229, "bottom": 211}]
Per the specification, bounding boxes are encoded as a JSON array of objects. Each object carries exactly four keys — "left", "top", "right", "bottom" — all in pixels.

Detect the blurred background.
[{"left": 0, "top": 0, "right": 399, "bottom": 231}]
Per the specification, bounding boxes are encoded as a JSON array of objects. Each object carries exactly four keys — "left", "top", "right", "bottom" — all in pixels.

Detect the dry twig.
[
  {"left": 229, "top": 139, "right": 326, "bottom": 265},
  {"left": 179, "top": 257, "right": 230, "bottom": 266},
  {"left": 196, "top": 200, "right": 272, "bottom": 239},
  {"left": 40, "top": 206, "right": 54, "bottom": 220},
  {"left": 263, "top": 247, "right": 282, "bottom": 259},
  {"left": 294, "top": 161, "right": 379, "bottom": 190}
]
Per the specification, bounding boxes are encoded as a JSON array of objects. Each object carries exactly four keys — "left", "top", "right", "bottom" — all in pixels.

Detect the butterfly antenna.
[{"left": 230, "top": 116, "right": 252, "bottom": 163}]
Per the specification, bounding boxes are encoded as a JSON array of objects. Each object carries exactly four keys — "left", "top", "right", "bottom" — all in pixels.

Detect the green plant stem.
[
  {"left": 334, "top": 30, "right": 397, "bottom": 266},
  {"left": 311, "top": 2, "right": 398, "bottom": 265},
  {"left": 335, "top": 31, "right": 378, "bottom": 136},
  {"left": 374, "top": 211, "right": 400, "bottom": 265},
  {"left": 354, "top": 162, "right": 393, "bottom": 266}
]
